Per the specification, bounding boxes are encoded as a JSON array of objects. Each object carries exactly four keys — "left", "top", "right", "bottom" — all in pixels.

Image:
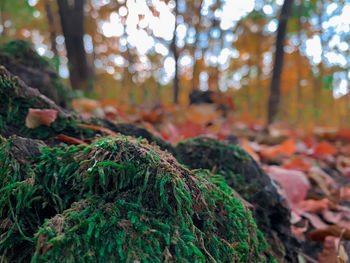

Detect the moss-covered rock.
[
  {"left": 0, "top": 40, "right": 71, "bottom": 107},
  {"left": 175, "top": 136, "right": 298, "bottom": 262},
  {"left": 0, "top": 135, "right": 275, "bottom": 262}
]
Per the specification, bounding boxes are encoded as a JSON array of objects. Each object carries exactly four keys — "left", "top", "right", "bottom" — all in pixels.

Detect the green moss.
[
  {"left": 175, "top": 136, "right": 252, "bottom": 196},
  {"left": 0, "top": 69, "right": 91, "bottom": 139},
  {"left": 0, "top": 136, "right": 274, "bottom": 262},
  {"left": 175, "top": 137, "right": 289, "bottom": 262}
]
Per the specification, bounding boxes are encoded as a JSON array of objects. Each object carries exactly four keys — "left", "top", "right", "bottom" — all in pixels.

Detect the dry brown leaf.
[
  {"left": 308, "top": 225, "right": 350, "bottom": 242},
  {"left": 297, "top": 199, "right": 330, "bottom": 213}
]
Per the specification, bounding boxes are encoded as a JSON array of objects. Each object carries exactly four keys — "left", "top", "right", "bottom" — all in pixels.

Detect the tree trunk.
[
  {"left": 171, "top": 0, "right": 179, "bottom": 104},
  {"left": 267, "top": 0, "right": 294, "bottom": 124},
  {"left": 191, "top": 0, "right": 203, "bottom": 91},
  {"left": 57, "top": 0, "right": 93, "bottom": 92},
  {"left": 297, "top": 0, "right": 303, "bottom": 122},
  {"left": 45, "top": 2, "right": 58, "bottom": 57}
]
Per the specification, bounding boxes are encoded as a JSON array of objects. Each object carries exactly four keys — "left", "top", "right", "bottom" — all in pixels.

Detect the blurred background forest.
[{"left": 1, "top": 0, "right": 350, "bottom": 128}]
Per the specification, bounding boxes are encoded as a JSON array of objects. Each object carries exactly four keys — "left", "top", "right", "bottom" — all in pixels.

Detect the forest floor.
[
  {"left": 72, "top": 97, "right": 350, "bottom": 262},
  {"left": 1, "top": 40, "right": 349, "bottom": 262}
]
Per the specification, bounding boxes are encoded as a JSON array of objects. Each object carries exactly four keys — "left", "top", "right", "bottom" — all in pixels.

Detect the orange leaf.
[
  {"left": 278, "top": 139, "right": 296, "bottom": 156},
  {"left": 187, "top": 105, "right": 221, "bottom": 125},
  {"left": 282, "top": 158, "right": 312, "bottom": 172},
  {"left": 259, "top": 139, "right": 295, "bottom": 160},
  {"left": 25, "top": 108, "right": 58, "bottom": 129},
  {"left": 76, "top": 123, "right": 118, "bottom": 136},
  {"left": 72, "top": 98, "right": 101, "bottom": 113}
]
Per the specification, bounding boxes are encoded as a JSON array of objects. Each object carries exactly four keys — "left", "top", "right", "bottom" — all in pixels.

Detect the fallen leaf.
[
  {"left": 297, "top": 199, "right": 330, "bottom": 213},
  {"left": 187, "top": 105, "right": 221, "bottom": 125},
  {"left": 292, "top": 221, "right": 309, "bottom": 240},
  {"left": 308, "top": 167, "right": 338, "bottom": 199},
  {"left": 282, "top": 158, "right": 312, "bottom": 172},
  {"left": 308, "top": 225, "right": 350, "bottom": 242},
  {"left": 278, "top": 139, "right": 296, "bottom": 156},
  {"left": 300, "top": 211, "right": 329, "bottom": 229},
  {"left": 318, "top": 236, "right": 347, "bottom": 263},
  {"left": 265, "top": 166, "right": 310, "bottom": 205},
  {"left": 259, "top": 139, "right": 296, "bottom": 160},
  {"left": 139, "top": 107, "right": 164, "bottom": 124},
  {"left": 240, "top": 138, "right": 260, "bottom": 162},
  {"left": 76, "top": 123, "right": 118, "bottom": 136},
  {"left": 72, "top": 98, "right": 100, "bottom": 113},
  {"left": 311, "top": 142, "right": 337, "bottom": 159},
  {"left": 336, "top": 156, "right": 350, "bottom": 177},
  {"left": 56, "top": 134, "right": 87, "bottom": 145},
  {"left": 322, "top": 206, "right": 350, "bottom": 230},
  {"left": 338, "top": 128, "right": 350, "bottom": 142},
  {"left": 25, "top": 108, "right": 58, "bottom": 129},
  {"left": 340, "top": 187, "right": 350, "bottom": 201}
]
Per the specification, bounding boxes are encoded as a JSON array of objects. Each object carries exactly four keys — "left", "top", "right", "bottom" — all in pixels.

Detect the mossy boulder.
[
  {"left": 175, "top": 137, "right": 298, "bottom": 262},
  {"left": 0, "top": 135, "right": 275, "bottom": 262},
  {"left": 0, "top": 40, "right": 71, "bottom": 107}
]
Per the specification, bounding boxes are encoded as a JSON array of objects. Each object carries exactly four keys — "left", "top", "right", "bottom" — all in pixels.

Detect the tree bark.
[
  {"left": 171, "top": 0, "right": 179, "bottom": 104},
  {"left": 267, "top": 0, "right": 294, "bottom": 124},
  {"left": 57, "top": 0, "right": 93, "bottom": 92}
]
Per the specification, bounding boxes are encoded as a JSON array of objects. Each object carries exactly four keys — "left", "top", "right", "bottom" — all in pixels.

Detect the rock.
[
  {"left": 0, "top": 135, "right": 273, "bottom": 262},
  {"left": 0, "top": 40, "right": 71, "bottom": 108}
]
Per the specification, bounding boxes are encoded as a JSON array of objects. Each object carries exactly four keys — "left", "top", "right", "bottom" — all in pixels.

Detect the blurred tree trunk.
[
  {"left": 171, "top": 0, "right": 179, "bottom": 103},
  {"left": 0, "top": 1, "right": 6, "bottom": 42},
  {"left": 57, "top": 0, "right": 93, "bottom": 92},
  {"left": 45, "top": 2, "right": 58, "bottom": 57},
  {"left": 297, "top": 0, "right": 303, "bottom": 122},
  {"left": 267, "top": 0, "right": 294, "bottom": 124},
  {"left": 191, "top": 0, "right": 203, "bottom": 91}
]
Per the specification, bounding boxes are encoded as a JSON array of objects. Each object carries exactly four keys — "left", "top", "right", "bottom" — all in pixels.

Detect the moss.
[
  {"left": 175, "top": 137, "right": 291, "bottom": 262},
  {"left": 175, "top": 136, "right": 252, "bottom": 196},
  {"left": 0, "top": 69, "right": 92, "bottom": 140},
  {"left": 0, "top": 135, "right": 274, "bottom": 262}
]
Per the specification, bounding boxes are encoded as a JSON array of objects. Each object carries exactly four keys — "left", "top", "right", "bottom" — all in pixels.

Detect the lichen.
[{"left": 0, "top": 135, "right": 274, "bottom": 262}]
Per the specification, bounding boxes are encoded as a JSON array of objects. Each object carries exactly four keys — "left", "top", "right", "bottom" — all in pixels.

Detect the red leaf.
[
  {"left": 311, "top": 142, "right": 337, "bottom": 158},
  {"left": 56, "top": 134, "right": 88, "bottom": 145},
  {"left": 282, "top": 158, "right": 312, "bottom": 172},
  {"left": 338, "top": 128, "right": 350, "bottom": 141},
  {"left": 25, "top": 108, "right": 58, "bottom": 129}
]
